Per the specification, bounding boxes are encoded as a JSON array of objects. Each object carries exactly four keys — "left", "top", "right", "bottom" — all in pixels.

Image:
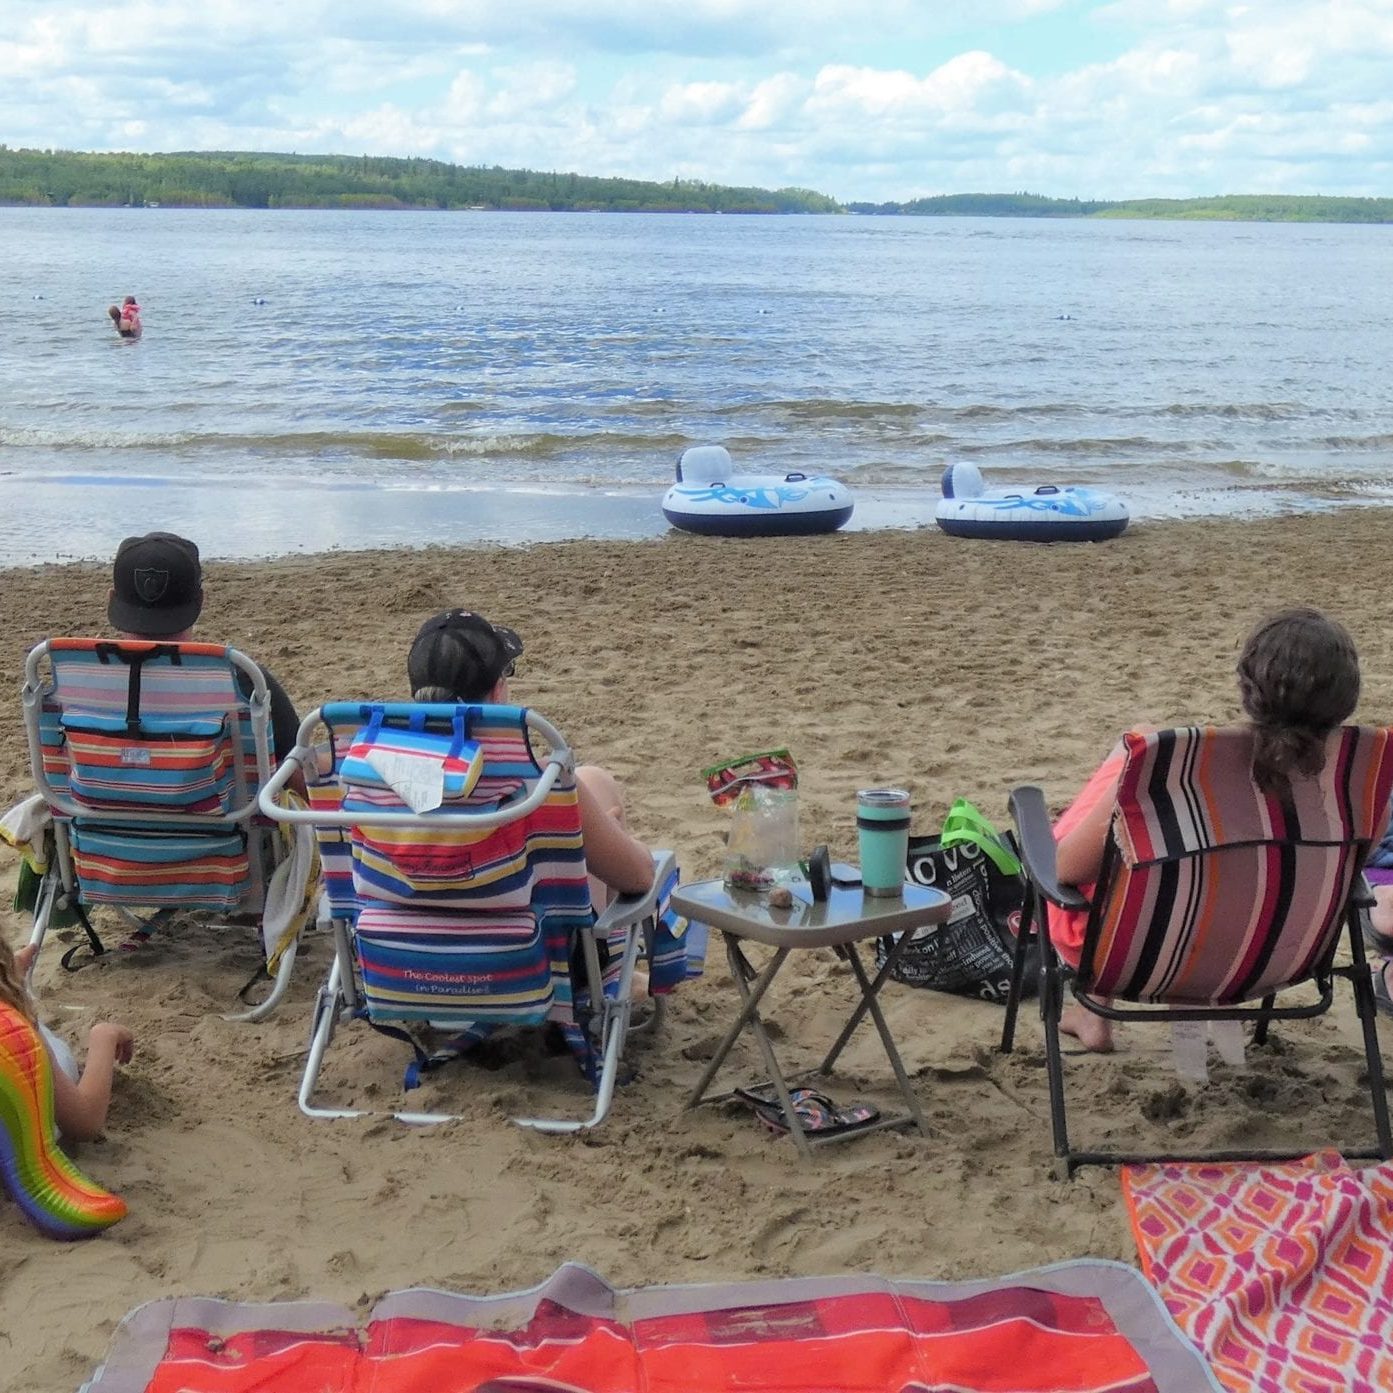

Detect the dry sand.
[{"left": 2, "top": 511, "right": 1392, "bottom": 1391}]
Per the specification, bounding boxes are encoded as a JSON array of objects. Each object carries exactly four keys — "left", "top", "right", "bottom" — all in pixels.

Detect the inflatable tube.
[
  {"left": 663, "top": 446, "right": 854, "bottom": 538},
  {"left": 0, "top": 1008, "right": 126, "bottom": 1239},
  {"left": 935, "top": 462, "right": 1129, "bottom": 542}
]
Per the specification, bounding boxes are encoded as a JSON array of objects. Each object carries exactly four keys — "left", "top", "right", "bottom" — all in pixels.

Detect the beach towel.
[
  {"left": 1123, "top": 1150, "right": 1393, "bottom": 1392},
  {"left": 79, "top": 1260, "right": 1218, "bottom": 1392}
]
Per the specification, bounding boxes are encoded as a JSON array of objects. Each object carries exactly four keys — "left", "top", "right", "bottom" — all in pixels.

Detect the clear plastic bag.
[
  {"left": 703, "top": 749, "right": 801, "bottom": 892},
  {"left": 723, "top": 785, "right": 800, "bottom": 891}
]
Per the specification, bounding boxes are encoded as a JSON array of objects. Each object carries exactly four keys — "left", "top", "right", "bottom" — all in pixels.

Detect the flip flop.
[{"left": 735, "top": 1086, "right": 880, "bottom": 1138}]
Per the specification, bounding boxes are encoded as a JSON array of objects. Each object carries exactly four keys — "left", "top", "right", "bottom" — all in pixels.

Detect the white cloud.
[{"left": 4, "top": 1, "right": 1393, "bottom": 200}]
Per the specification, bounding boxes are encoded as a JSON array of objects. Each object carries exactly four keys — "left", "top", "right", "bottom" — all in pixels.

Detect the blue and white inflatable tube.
[
  {"left": 935, "top": 462, "right": 1129, "bottom": 542},
  {"left": 663, "top": 446, "right": 854, "bottom": 538}
]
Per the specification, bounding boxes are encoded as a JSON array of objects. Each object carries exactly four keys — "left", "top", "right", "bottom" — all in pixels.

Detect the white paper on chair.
[{"left": 365, "top": 749, "right": 445, "bottom": 813}]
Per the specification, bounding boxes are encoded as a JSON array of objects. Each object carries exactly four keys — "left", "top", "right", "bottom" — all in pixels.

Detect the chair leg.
[
  {"left": 1347, "top": 922, "right": 1393, "bottom": 1159},
  {"left": 297, "top": 955, "right": 357, "bottom": 1120},
  {"left": 1000, "top": 885, "right": 1037, "bottom": 1054},
  {"left": 1253, "top": 993, "right": 1276, "bottom": 1047},
  {"left": 1039, "top": 941, "right": 1074, "bottom": 1176},
  {"left": 223, "top": 939, "right": 299, "bottom": 1023}
]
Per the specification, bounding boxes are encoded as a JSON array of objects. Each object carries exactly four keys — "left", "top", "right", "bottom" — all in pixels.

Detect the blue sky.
[{"left": 3, "top": 1, "right": 1393, "bottom": 202}]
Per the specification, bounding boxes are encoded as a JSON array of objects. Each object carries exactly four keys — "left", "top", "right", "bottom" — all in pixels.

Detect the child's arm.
[{"left": 51, "top": 1022, "right": 134, "bottom": 1143}]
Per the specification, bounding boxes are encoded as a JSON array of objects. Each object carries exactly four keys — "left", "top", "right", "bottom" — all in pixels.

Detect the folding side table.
[{"left": 673, "top": 879, "right": 952, "bottom": 1158}]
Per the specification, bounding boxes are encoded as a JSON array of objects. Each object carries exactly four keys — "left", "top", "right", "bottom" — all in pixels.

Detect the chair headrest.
[
  {"left": 941, "top": 461, "right": 984, "bottom": 499},
  {"left": 678, "top": 445, "right": 733, "bottom": 484}
]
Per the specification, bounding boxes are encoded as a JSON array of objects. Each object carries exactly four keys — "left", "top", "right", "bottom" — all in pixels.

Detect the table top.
[{"left": 671, "top": 878, "right": 953, "bottom": 949}]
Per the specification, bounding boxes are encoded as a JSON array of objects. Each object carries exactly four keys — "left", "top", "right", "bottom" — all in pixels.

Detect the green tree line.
[
  {"left": 846, "top": 191, "right": 1393, "bottom": 222},
  {"left": 0, "top": 147, "right": 840, "bottom": 214},
  {"left": 4, "top": 150, "right": 1388, "bottom": 222}
]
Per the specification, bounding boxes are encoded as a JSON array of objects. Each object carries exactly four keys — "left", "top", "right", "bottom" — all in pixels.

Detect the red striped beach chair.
[
  {"left": 1000, "top": 724, "right": 1393, "bottom": 1175},
  {"left": 20, "top": 639, "right": 304, "bottom": 1020},
  {"left": 260, "top": 700, "right": 687, "bottom": 1131}
]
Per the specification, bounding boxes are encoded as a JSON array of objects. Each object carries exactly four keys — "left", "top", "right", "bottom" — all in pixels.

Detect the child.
[
  {"left": 0, "top": 937, "right": 134, "bottom": 1142},
  {"left": 107, "top": 296, "right": 141, "bottom": 338}
]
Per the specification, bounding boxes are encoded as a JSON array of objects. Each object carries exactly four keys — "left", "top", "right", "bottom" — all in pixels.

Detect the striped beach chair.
[
  {"left": 261, "top": 701, "right": 686, "bottom": 1131},
  {"left": 1000, "top": 724, "right": 1393, "bottom": 1175},
  {"left": 20, "top": 638, "right": 304, "bottom": 1020}
]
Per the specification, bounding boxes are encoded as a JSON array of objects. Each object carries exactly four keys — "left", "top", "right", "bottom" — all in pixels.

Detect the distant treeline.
[
  {"left": 846, "top": 191, "right": 1393, "bottom": 223},
  {"left": 3, "top": 151, "right": 1390, "bottom": 222},
  {"left": 0, "top": 148, "right": 839, "bottom": 214}
]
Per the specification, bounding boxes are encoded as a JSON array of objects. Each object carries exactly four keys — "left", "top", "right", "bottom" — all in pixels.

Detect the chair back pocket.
[
  {"left": 62, "top": 714, "right": 236, "bottom": 815},
  {"left": 69, "top": 826, "right": 251, "bottom": 910},
  {"left": 354, "top": 906, "right": 552, "bottom": 1024}
]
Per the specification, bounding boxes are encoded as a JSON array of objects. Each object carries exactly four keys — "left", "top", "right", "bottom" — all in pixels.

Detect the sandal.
[{"left": 735, "top": 1086, "right": 880, "bottom": 1138}]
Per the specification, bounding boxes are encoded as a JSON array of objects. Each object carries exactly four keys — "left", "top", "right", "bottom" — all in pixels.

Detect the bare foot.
[{"left": 1059, "top": 1002, "right": 1115, "bottom": 1053}]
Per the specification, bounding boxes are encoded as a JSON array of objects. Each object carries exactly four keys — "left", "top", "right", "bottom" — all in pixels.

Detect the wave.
[
  {"left": 1156, "top": 402, "right": 1314, "bottom": 421},
  {"left": 0, "top": 426, "right": 693, "bottom": 461},
  {"left": 715, "top": 399, "right": 924, "bottom": 421}
]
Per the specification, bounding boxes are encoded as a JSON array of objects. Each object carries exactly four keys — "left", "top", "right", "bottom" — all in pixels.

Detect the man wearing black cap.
[
  {"left": 108, "top": 532, "right": 301, "bottom": 762},
  {"left": 408, "top": 609, "right": 654, "bottom": 905}
]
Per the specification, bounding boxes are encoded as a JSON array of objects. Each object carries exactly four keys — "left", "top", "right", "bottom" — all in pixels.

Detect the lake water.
[{"left": 2, "top": 208, "right": 1392, "bottom": 563}]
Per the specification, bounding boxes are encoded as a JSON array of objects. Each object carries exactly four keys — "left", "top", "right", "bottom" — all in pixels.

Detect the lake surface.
[{"left": 2, "top": 208, "right": 1391, "bottom": 563}]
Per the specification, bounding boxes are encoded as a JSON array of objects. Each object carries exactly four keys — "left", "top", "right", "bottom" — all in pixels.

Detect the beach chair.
[
  {"left": 1000, "top": 724, "right": 1393, "bottom": 1176},
  {"left": 20, "top": 638, "right": 307, "bottom": 1021},
  {"left": 259, "top": 700, "right": 684, "bottom": 1131}
]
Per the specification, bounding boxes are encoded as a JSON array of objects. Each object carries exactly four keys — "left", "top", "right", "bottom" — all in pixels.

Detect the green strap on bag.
[{"left": 939, "top": 798, "right": 1022, "bottom": 877}]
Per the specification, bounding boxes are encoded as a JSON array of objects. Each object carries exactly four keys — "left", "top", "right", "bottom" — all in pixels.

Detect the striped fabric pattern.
[
  {"left": 647, "top": 859, "right": 704, "bottom": 993},
  {"left": 308, "top": 703, "right": 599, "bottom": 1056},
  {"left": 63, "top": 716, "right": 235, "bottom": 814},
  {"left": 354, "top": 908, "right": 553, "bottom": 1024},
  {"left": 1084, "top": 726, "right": 1393, "bottom": 1005},
  {"left": 68, "top": 827, "right": 250, "bottom": 910},
  {"left": 37, "top": 641, "right": 266, "bottom": 910}
]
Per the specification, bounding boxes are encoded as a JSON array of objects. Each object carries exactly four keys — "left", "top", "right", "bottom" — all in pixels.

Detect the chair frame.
[
  {"left": 260, "top": 704, "right": 675, "bottom": 1132},
  {"left": 1000, "top": 783, "right": 1393, "bottom": 1177},
  {"left": 21, "top": 638, "right": 297, "bottom": 1021}
]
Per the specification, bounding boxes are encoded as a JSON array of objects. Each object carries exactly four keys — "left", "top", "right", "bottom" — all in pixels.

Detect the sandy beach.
[{"left": 3, "top": 510, "right": 1392, "bottom": 1392}]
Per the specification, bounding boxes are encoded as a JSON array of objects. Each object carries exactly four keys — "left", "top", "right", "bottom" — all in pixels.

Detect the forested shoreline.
[
  {"left": 848, "top": 192, "right": 1393, "bottom": 222},
  {"left": 0, "top": 148, "right": 838, "bottom": 213},
  {"left": 2, "top": 149, "right": 1391, "bottom": 222}
]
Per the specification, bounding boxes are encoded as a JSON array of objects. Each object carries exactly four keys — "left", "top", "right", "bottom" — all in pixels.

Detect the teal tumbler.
[{"left": 857, "top": 788, "right": 911, "bottom": 896}]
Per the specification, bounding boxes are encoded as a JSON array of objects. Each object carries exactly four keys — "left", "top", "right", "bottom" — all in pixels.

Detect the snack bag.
[{"left": 703, "top": 749, "right": 800, "bottom": 890}]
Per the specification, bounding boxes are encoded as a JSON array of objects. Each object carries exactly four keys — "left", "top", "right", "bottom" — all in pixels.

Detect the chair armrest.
[
  {"left": 592, "top": 849, "right": 678, "bottom": 936},
  {"left": 1008, "top": 785, "right": 1090, "bottom": 912}
]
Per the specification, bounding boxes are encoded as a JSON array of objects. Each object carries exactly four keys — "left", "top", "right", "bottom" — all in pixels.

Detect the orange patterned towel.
[
  {"left": 1123, "top": 1150, "right": 1393, "bottom": 1393},
  {"left": 82, "top": 1261, "right": 1217, "bottom": 1391}
]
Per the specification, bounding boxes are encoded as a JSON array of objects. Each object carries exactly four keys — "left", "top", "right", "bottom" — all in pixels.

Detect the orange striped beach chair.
[
  {"left": 999, "top": 724, "right": 1393, "bottom": 1176},
  {"left": 259, "top": 700, "right": 688, "bottom": 1131},
  {"left": 20, "top": 639, "right": 305, "bottom": 1020}
]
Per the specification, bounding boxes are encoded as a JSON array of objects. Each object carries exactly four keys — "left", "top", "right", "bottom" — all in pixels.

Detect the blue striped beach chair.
[
  {"left": 20, "top": 638, "right": 307, "bottom": 1020},
  {"left": 261, "top": 700, "right": 692, "bottom": 1131}
]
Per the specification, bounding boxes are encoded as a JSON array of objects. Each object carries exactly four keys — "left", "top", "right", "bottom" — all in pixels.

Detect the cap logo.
[{"left": 133, "top": 568, "right": 170, "bottom": 603}]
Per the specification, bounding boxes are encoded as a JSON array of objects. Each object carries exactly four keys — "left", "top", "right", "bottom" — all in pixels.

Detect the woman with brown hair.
[{"left": 1048, "top": 607, "right": 1364, "bottom": 1052}]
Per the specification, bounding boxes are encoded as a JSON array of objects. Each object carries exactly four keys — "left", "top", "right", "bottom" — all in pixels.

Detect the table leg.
[
  {"left": 820, "top": 926, "right": 919, "bottom": 1069},
  {"left": 821, "top": 943, "right": 928, "bottom": 1136},
  {"left": 686, "top": 936, "right": 789, "bottom": 1104}
]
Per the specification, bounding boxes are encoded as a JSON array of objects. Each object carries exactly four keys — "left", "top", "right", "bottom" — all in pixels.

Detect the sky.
[{"left": 3, "top": 0, "right": 1393, "bottom": 202}]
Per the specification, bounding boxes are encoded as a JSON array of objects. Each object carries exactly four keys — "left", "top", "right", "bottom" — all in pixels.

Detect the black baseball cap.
[
  {"left": 108, "top": 532, "right": 205, "bottom": 638},
  {"left": 408, "top": 609, "right": 524, "bottom": 701}
]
